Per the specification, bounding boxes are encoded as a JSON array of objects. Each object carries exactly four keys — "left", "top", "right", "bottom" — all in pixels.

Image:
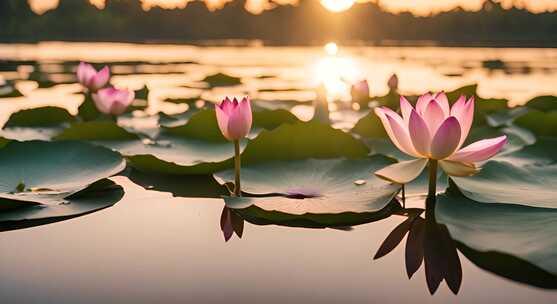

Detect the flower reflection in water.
[
  {"left": 312, "top": 43, "right": 362, "bottom": 103},
  {"left": 220, "top": 206, "right": 244, "bottom": 242},
  {"left": 373, "top": 196, "right": 462, "bottom": 295}
]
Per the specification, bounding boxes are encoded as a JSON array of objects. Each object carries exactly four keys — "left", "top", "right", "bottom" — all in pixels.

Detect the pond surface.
[{"left": 0, "top": 42, "right": 556, "bottom": 303}]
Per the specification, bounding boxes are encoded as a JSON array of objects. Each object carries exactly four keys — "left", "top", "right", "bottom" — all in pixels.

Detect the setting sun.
[{"left": 320, "top": 0, "right": 355, "bottom": 12}]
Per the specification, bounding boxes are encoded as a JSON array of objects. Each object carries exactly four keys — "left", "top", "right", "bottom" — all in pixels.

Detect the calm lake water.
[{"left": 0, "top": 42, "right": 556, "bottom": 303}]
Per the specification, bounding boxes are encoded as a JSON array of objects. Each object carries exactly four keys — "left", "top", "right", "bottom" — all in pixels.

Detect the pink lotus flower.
[
  {"left": 374, "top": 92, "right": 507, "bottom": 185},
  {"left": 216, "top": 97, "right": 252, "bottom": 141},
  {"left": 92, "top": 87, "right": 135, "bottom": 116},
  {"left": 77, "top": 62, "right": 110, "bottom": 92},
  {"left": 351, "top": 79, "right": 370, "bottom": 104}
]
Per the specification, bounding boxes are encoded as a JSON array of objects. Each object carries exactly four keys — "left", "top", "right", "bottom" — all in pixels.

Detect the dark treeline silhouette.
[{"left": 1, "top": 0, "right": 556, "bottom": 46}]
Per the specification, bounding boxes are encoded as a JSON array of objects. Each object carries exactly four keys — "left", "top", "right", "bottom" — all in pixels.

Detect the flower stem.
[
  {"left": 234, "top": 140, "right": 241, "bottom": 197},
  {"left": 428, "top": 159, "right": 438, "bottom": 199},
  {"left": 401, "top": 184, "right": 406, "bottom": 208}
]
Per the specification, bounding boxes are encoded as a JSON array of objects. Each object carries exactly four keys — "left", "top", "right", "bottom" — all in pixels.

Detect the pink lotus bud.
[
  {"left": 92, "top": 87, "right": 135, "bottom": 116},
  {"left": 77, "top": 62, "right": 110, "bottom": 92},
  {"left": 388, "top": 74, "right": 398, "bottom": 92},
  {"left": 215, "top": 97, "right": 253, "bottom": 141},
  {"left": 374, "top": 92, "right": 507, "bottom": 184},
  {"left": 351, "top": 79, "right": 370, "bottom": 104}
]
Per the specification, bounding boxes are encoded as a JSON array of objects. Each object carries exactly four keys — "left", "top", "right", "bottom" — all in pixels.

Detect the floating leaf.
[
  {"left": 0, "top": 141, "right": 125, "bottom": 204},
  {"left": 486, "top": 107, "right": 529, "bottom": 127},
  {"left": 446, "top": 84, "right": 477, "bottom": 102},
  {"left": 55, "top": 121, "right": 140, "bottom": 141},
  {"left": 437, "top": 187, "right": 557, "bottom": 289},
  {"left": 351, "top": 111, "right": 388, "bottom": 139},
  {"left": 78, "top": 94, "right": 101, "bottom": 121},
  {"left": 0, "top": 179, "right": 124, "bottom": 232},
  {"left": 134, "top": 85, "right": 150, "bottom": 100},
  {"left": 55, "top": 116, "right": 241, "bottom": 175},
  {"left": 241, "top": 121, "right": 369, "bottom": 164},
  {"left": 452, "top": 139, "right": 557, "bottom": 209},
  {"left": 4, "top": 106, "right": 75, "bottom": 127},
  {"left": 525, "top": 95, "right": 557, "bottom": 112},
  {"left": 216, "top": 157, "right": 401, "bottom": 227},
  {"left": 202, "top": 73, "right": 242, "bottom": 87},
  {"left": 163, "top": 96, "right": 201, "bottom": 105},
  {"left": 514, "top": 110, "right": 557, "bottom": 137}
]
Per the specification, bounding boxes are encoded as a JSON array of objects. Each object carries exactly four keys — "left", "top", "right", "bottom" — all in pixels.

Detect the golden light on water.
[
  {"left": 313, "top": 43, "right": 361, "bottom": 102},
  {"left": 324, "top": 42, "right": 339, "bottom": 56},
  {"left": 320, "top": 0, "right": 355, "bottom": 12}
]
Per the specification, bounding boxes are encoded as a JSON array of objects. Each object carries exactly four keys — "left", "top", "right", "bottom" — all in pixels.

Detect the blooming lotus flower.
[
  {"left": 216, "top": 97, "right": 253, "bottom": 141},
  {"left": 351, "top": 79, "right": 370, "bottom": 104},
  {"left": 77, "top": 62, "right": 110, "bottom": 92},
  {"left": 374, "top": 92, "right": 507, "bottom": 186},
  {"left": 92, "top": 87, "right": 135, "bottom": 116}
]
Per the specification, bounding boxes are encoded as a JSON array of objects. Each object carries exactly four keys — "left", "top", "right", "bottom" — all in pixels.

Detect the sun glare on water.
[
  {"left": 321, "top": 0, "right": 355, "bottom": 13},
  {"left": 313, "top": 42, "right": 361, "bottom": 102}
]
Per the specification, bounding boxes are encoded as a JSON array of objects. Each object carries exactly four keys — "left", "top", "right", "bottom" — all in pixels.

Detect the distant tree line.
[{"left": 1, "top": 0, "right": 556, "bottom": 46}]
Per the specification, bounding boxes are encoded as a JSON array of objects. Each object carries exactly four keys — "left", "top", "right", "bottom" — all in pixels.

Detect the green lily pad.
[
  {"left": 451, "top": 138, "right": 557, "bottom": 209},
  {"left": 446, "top": 84, "right": 477, "bottom": 102},
  {"left": 351, "top": 111, "right": 388, "bottom": 139},
  {"left": 241, "top": 121, "right": 369, "bottom": 164},
  {"left": 436, "top": 187, "right": 557, "bottom": 288},
  {"left": 525, "top": 95, "right": 557, "bottom": 112},
  {"left": 514, "top": 110, "right": 557, "bottom": 137},
  {"left": 134, "top": 85, "right": 150, "bottom": 100},
  {"left": 0, "top": 179, "right": 124, "bottom": 232},
  {"left": 55, "top": 119, "right": 242, "bottom": 175},
  {"left": 163, "top": 97, "right": 201, "bottom": 105},
  {"left": 2, "top": 106, "right": 75, "bottom": 140},
  {"left": 202, "top": 73, "right": 242, "bottom": 87},
  {"left": 158, "top": 111, "right": 195, "bottom": 128},
  {"left": 486, "top": 107, "right": 529, "bottom": 127},
  {"left": 216, "top": 156, "right": 400, "bottom": 211},
  {"left": 78, "top": 94, "right": 101, "bottom": 121},
  {"left": 4, "top": 106, "right": 75, "bottom": 127},
  {"left": 55, "top": 121, "right": 140, "bottom": 141},
  {"left": 0, "top": 140, "right": 125, "bottom": 204}
]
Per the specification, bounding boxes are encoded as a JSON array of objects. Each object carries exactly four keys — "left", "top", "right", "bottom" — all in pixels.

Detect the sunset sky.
[{"left": 29, "top": 0, "right": 557, "bottom": 15}]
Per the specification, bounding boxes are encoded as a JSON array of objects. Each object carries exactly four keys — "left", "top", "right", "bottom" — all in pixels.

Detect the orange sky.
[{"left": 29, "top": 0, "right": 557, "bottom": 15}]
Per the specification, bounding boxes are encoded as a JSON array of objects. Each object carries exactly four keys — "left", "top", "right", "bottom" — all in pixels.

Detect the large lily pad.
[
  {"left": 215, "top": 157, "right": 401, "bottom": 227},
  {"left": 56, "top": 120, "right": 242, "bottom": 175},
  {"left": 241, "top": 121, "right": 369, "bottom": 164},
  {"left": 451, "top": 138, "right": 557, "bottom": 209},
  {"left": 514, "top": 110, "right": 557, "bottom": 137},
  {"left": 525, "top": 95, "right": 557, "bottom": 112},
  {"left": 4, "top": 106, "right": 75, "bottom": 127},
  {"left": 436, "top": 187, "right": 557, "bottom": 288},
  {"left": 1, "top": 106, "right": 76, "bottom": 141},
  {"left": 0, "top": 140, "right": 125, "bottom": 204},
  {"left": 0, "top": 179, "right": 124, "bottom": 232}
]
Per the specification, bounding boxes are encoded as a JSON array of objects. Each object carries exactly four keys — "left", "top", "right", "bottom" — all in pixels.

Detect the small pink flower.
[
  {"left": 215, "top": 97, "right": 252, "bottom": 141},
  {"left": 92, "top": 87, "right": 135, "bottom": 116},
  {"left": 374, "top": 92, "right": 507, "bottom": 184},
  {"left": 351, "top": 79, "right": 370, "bottom": 103},
  {"left": 77, "top": 62, "right": 110, "bottom": 92}
]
